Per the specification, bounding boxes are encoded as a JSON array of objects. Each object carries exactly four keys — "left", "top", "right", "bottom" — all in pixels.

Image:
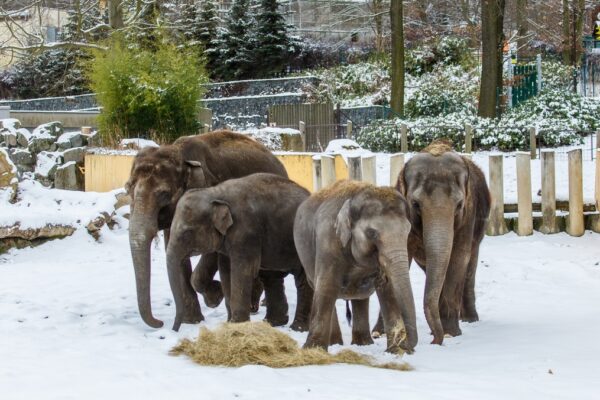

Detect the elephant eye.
[
  {"left": 157, "top": 190, "right": 171, "bottom": 205},
  {"left": 365, "top": 228, "right": 378, "bottom": 240}
]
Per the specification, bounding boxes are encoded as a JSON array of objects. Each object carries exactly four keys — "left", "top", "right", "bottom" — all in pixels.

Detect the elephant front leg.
[
  {"left": 440, "top": 242, "right": 471, "bottom": 337},
  {"left": 461, "top": 247, "right": 480, "bottom": 323},
  {"left": 164, "top": 229, "right": 203, "bottom": 324},
  {"left": 228, "top": 253, "right": 259, "bottom": 323},
  {"left": 351, "top": 298, "right": 374, "bottom": 346},
  {"left": 371, "top": 311, "right": 385, "bottom": 338},
  {"left": 250, "top": 276, "right": 264, "bottom": 314},
  {"left": 376, "top": 286, "right": 412, "bottom": 354},
  {"left": 191, "top": 252, "right": 223, "bottom": 308},
  {"left": 218, "top": 255, "right": 232, "bottom": 321},
  {"left": 290, "top": 268, "right": 313, "bottom": 332},
  {"left": 304, "top": 287, "right": 339, "bottom": 350},
  {"left": 260, "top": 270, "right": 289, "bottom": 327}
]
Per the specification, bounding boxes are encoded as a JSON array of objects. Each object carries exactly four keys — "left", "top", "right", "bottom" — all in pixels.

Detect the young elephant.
[
  {"left": 166, "top": 173, "right": 313, "bottom": 332},
  {"left": 294, "top": 180, "right": 417, "bottom": 354},
  {"left": 396, "top": 140, "right": 490, "bottom": 345}
]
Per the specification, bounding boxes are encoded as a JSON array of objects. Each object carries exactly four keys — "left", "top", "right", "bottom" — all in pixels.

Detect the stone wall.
[
  {"left": 0, "top": 94, "right": 98, "bottom": 111},
  {"left": 204, "top": 76, "right": 319, "bottom": 98}
]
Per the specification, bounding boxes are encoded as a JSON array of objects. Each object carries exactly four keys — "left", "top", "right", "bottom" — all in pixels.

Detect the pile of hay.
[{"left": 170, "top": 321, "right": 411, "bottom": 371}]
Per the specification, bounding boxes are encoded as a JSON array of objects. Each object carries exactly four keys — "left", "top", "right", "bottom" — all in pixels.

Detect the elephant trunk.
[
  {"left": 422, "top": 210, "right": 454, "bottom": 345},
  {"left": 379, "top": 247, "right": 418, "bottom": 353},
  {"left": 129, "top": 203, "right": 163, "bottom": 328},
  {"left": 166, "top": 234, "right": 186, "bottom": 331}
]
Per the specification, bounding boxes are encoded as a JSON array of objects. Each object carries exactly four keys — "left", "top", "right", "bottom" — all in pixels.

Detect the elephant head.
[
  {"left": 399, "top": 146, "right": 471, "bottom": 344},
  {"left": 126, "top": 144, "right": 217, "bottom": 328},
  {"left": 166, "top": 191, "right": 232, "bottom": 331},
  {"left": 335, "top": 188, "right": 417, "bottom": 352}
]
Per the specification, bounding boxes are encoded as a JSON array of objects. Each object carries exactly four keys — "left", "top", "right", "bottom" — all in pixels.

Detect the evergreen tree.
[
  {"left": 216, "top": 0, "right": 257, "bottom": 80},
  {"left": 125, "top": 0, "right": 162, "bottom": 51},
  {"left": 254, "top": 0, "right": 293, "bottom": 77},
  {"left": 175, "top": 1, "right": 203, "bottom": 46},
  {"left": 197, "top": 0, "right": 221, "bottom": 78}
]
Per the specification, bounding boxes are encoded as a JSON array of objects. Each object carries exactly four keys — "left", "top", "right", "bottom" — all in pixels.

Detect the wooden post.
[
  {"left": 361, "top": 155, "right": 376, "bottom": 185},
  {"left": 400, "top": 123, "right": 408, "bottom": 153},
  {"left": 312, "top": 157, "right": 322, "bottom": 192},
  {"left": 346, "top": 121, "right": 353, "bottom": 139},
  {"left": 299, "top": 121, "right": 306, "bottom": 151},
  {"left": 529, "top": 127, "right": 537, "bottom": 160},
  {"left": 465, "top": 123, "right": 473, "bottom": 154},
  {"left": 596, "top": 149, "right": 600, "bottom": 212},
  {"left": 567, "top": 149, "right": 584, "bottom": 237},
  {"left": 486, "top": 154, "right": 508, "bottom": 236},
  {"left": 516, "top": 152, "right": 533, "bottom": 236},
  {"left": 321, "top": 155, "right": 336, "bottom": 188},
  {"left": 81, "top": 126, "right": 92, "bottom": 135},
  {"left": 348, "top": 156, "right": 362, "bottom": 181},
  {"left": 539, "top": 151, "right": 558, "bottom": 234},
  {"left": 389, "top": 153, "right": 405, "bottom": 186}
]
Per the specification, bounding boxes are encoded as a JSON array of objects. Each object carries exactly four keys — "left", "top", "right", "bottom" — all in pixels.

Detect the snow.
[
  {"left": 0, "top": 180, "right": 120, "bottom": 229},
  {"left": 0, "top": 211, "right": 599, "bottom": 399},
  {"left": 34, "top": 151, "right": 61, "bottom": 177},
  {"left": 120, "top": 138, "right": 160, "bottom": 149},
  {"left": 56, "top": 131, "right": 81, "bottom": 145}
]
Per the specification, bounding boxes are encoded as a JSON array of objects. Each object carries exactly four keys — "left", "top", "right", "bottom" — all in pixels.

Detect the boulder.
[
  {"left": 55, "top": 161, "right": 83, "bottom": 191},
  {"left": 34, "top": 151, "right": 62, "bottom": 187},
  {"left": 16, "top": 129, "right": 31, "bottom": 148},
  {"left": 9, "top": 149, "right": 35, "bottom": 173},
  {"left": 29, "top": 137, "right": 56, "bottom": 154},
  {"left": 3, "top": 132, "right": 17, "bottom": 148},
  {"left": 0, "top": 147, "right": 18, "bottom": 202},
  {"left": 62, "top": 147, "right": 86, "bottom": 164},
  {"left": 82, "top": 130, "right": 99, "bottom": 147},
  {"left": 56, "top": 131, "right": 85, "bottom": 150},
  {"left": 32, "top": 121, "right": 63, "bottom": 139}
]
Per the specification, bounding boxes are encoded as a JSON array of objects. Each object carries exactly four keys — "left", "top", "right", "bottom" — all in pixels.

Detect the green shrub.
[
  {"left": 541, "top": 61, "right": 575, "bottom": 91},
  {"left": 405, "top": 37, "right": 475, "bottom": 76},
  {"left": 89, "top": 38, "right": 207, "bottom": 143},
  {"left": 405, "top": 66, "right": 478, "bottom": 118}
]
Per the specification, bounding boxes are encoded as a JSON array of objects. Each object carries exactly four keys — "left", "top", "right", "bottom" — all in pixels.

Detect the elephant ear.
[
  {"left": 335, "top": 199, "right": 352, "bottom": 247},
  {"left": 212, "top": 200, "right": 233, "bottom": 235},
  {"left": 185, "top": 160, "right": 218, "bottom": 189},
  {"left": 396, "top": 165, "right": 407, "bottom": 195}
]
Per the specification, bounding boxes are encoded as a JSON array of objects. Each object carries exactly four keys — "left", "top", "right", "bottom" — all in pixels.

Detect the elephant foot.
[
  {"left": 250, "top": 303, "right": 260, "bottom": 314},
  {"left": 182, "top": 301, "right": 204, "bottom": 324},
  {"left": 371, "top": 315, "right": 385, "bottom": 338},
  {"left": 303, "top": 337, "right": 328, "bottom": 351},
  {"left": 442, "top": 318, "right": 462, "bottom": 337},
  {"left": 265, "top": 315, "right": 289, "bottom": 327},
  {"left": 461, "top": 309, "right": 479, "bottom": 323},
  {"left": 430, "top": 336, "right": 444, "bottom": 345},
  {"left": 329, "top": 331, "right": 343, "bottom": 346},
  {"left": 352, "top": 332, "right": 375, "bottom": 346},
  {"left": 290, "top": 319, "right": 309, "bottom": 332},
  {"left": 200, "top": 280, "right": 224, "bottom": 308}
]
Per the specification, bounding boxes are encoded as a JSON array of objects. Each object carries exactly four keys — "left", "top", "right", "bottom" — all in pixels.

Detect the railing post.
[
  {"left": 346, "top": 121, "right": 353, "bottom": 139},
  {"left": 321, "top": 155, "right": 336, "bottom": 188},
  {"left": 539, "top": 150, "right": 558, "bottom": 234},
  {"left": 486, "top": 154, "right": 508, "bottom": 236},
  {"left": 361, "top": 155, "right": 376, "bottom": 185},
  {"left": 400, "top": 123, "right": 408, "bottom": 153},
  {"left": 465, "top": 123, "right": 473, "bottom": 154},
  {"left": 299, "top": 121, "right": 306, "bottom": 151},
  {"left": 516, "top": 152, "right": 533, "bottom": 236},
  {"left": 348, "top": 156, "right": 362, "bottom": 181},
  {"left": 312, "top": 157, "right": 322, "bottom": 192},
  {"left": 389, "top": 153, "right": 405, "bottom": 187},
  {"left": 596, "top": 149, "right": 600, "bottom": 212},
  {"left": 529, "top": 127, "right": 537, "bottom": 160},
  {"left": 567, "top": 149, "right": 584, "bottom": 237}
]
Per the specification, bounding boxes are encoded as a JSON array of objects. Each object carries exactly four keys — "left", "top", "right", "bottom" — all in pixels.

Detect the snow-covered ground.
[{"left": 1, "top": 206, "right": 599, "bottom": 399}]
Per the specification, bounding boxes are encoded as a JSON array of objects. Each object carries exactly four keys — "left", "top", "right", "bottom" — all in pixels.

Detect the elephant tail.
[{"left": 345, "top": 300, "right": 352, "bottom": 327}]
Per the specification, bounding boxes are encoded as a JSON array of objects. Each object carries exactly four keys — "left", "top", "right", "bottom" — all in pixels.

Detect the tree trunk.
[
  {"left": 573, "top": 0, "right": 585, "bottom": 66},
  {"left": 516, "top": 0, "right": 528, "bottom": 58},
  {"left": 563, "top": 0, "right": 571, "bottom": 63},
  {"left": 373, "top": 0, "right": 384, "bottom": 53},
  {"left": 478, "top": 0, "right": 506, "bottom": 118},
  {"left": 108, "top": 0, "right": 124, "bottom": 29},
  {"left": 390, "top": 0, "right": 404, "bottom": 117}
]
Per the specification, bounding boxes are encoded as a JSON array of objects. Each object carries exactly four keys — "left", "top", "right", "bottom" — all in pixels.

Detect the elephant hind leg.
[
  {"left": 290, "top": 268, "right": 313, "bottom": 332},
  {"left": 461, "top": 247, "right": 480, "bottom": 323},
  {"left": 260, "top": 270, "right": 289, "bottom": 327},
  {"left": 329, "top": 307, "right": 343, "bottom": 346},
  {"left": 371, "top": 310, "right": 385, "bottom": 338},
  {"left": 351, "top": 299, "right": 374, "bottom": 346}
]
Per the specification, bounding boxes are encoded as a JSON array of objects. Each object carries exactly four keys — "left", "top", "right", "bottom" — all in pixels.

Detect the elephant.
[
  {"left": 391, "top": 140, "right": 490, "bottom": 345},
  {"left": 293, "top": 180, "right": 417, "bottom": 354},
  {"left": 126, "top": 130, "right": 288, "bottom": 328},
  {"left": 166, "top": 173, "right": 313, "bottom": 332}
]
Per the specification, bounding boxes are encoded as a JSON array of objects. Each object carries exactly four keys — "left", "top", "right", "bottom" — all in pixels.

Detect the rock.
[
  {"left": 32, "top": 121, "right": 63, "bottom": 139},
  {"left": 34, "top": 151, "right": 62, "bottom": 186},
  {"left": 16, "top": 129, "right": 31, "bottom": 147},
  {"left": 54, "top": 161, "right": 83, "bottom": 191},
  {"left": 114, "top": 191, "right": 131, "bottom": 210},
  {"left": 8, "top": 149, "right": 35, "bottom": 173},
  {"left": 82, "top": 130, "right": 99, "bottom": 147},
  {"left": 120, "top": 138, "right": 159, "bottom": 150},
  {"left": 0, "top": 147, "right": 17, "bottom": 187},
  {"left": 0, "top": 223, "right": 75, "bottom": 240},
  {"left": 3, "top": 132, "right": 17, "bottom": 147},
  {"left": 28, "top": 137, "right": 56, "bottom": 154},
  {"left": 63, "top": 147, "right": 86, "bottom": 164},
  {"left": 86, "top": 212, "right": 118, "bottom": 240},
  {"left": 56, "top": 131, "right": 85, "bottom": 150}
]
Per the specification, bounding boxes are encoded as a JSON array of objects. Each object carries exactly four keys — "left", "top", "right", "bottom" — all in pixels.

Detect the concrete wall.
[{"left": 84, "top": 152, "right": 349, "bottom": 193}]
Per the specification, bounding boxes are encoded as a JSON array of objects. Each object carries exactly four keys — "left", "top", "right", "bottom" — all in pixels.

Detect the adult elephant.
[
  {"left": 396, "top": 140, "right": 490, "bottom": 345},
  {"left": 126, "top": 130, "right": 287, "bottom": 328}
]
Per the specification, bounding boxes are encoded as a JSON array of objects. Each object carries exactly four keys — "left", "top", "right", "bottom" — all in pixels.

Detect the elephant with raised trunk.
[
  {"left": 394, "top": 140, "right": 490, "bottom": 345},
  {"left": 126, "top": 131, "right": 287, "bottom": 328},
  {"left": 294, "top": 180, "right": 417, "bottom": 354},
  {"left": 166, "top": 173, "right": 313, "bottom": 332}
]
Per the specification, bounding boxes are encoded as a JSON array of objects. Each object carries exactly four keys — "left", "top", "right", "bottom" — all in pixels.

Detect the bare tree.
[
  {"left": 478, "top": 0, "right": 506, "bottom": 118},
  {"left": 390, "top": 0, "right": 404, "bottom": 116}
]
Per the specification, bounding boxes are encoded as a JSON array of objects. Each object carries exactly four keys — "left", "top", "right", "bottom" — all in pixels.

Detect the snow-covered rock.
[
  {"left": 55, "top": 161, "right": 83, "bottom": 191},
  {"left": 34, "top": 151, "right": 62, "bottom": 186},
  {"left": 63, "top": 147, "right": 86, "bottom": 164},
  {"left": 0, "top": 147, "right": 18, "bottom": 202},
  {"left": 241, "top": 127, "right": 303, "bottom": 151},
  {"left": 120, "top": 138, "right": 159, "bottom": 150},
  {"left": 57, "top": 131, "right": 85, "bottom": 150}
]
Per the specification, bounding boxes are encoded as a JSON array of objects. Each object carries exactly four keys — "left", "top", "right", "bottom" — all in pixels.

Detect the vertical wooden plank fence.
[
  {"left": 540, "top": 151, "right": 559, "bottom": 234},
  {"left": 389, "top": 153, "right": 405, "bottom": 187},
  {"left": 567, "top": 149, "right": 584, "bottom": 237},
  {"left": 516, "top": 152, "right": 533, "bottom": 236},
  {"left": 486, "top": 154, "right": 508, "bottom": 236},
  {"left": 361, "top": 155, "right": 376, "bottom": 185}
]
